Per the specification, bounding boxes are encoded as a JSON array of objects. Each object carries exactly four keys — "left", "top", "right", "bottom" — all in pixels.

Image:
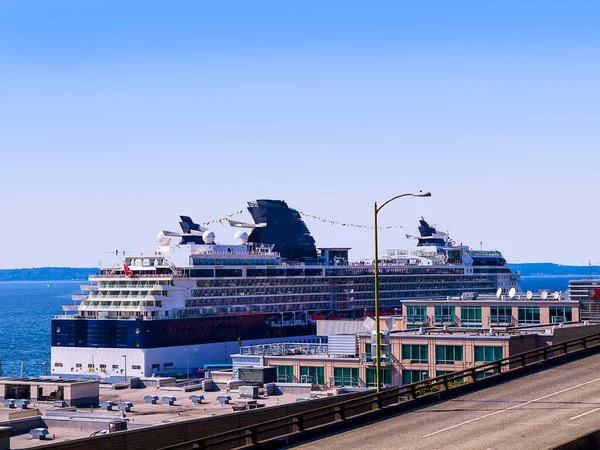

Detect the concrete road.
[{"left": 293, "top": 353, "right": 600, "bottom": 450}]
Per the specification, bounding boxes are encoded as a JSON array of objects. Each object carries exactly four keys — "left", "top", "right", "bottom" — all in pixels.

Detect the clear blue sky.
[{"left": 1, "top": 0, "right": 599, "bottom": 268}]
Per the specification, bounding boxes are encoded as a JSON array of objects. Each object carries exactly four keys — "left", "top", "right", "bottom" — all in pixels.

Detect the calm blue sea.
[
  {"left": 0, "top": 276, "right": 594, "bottom": 377},
  {"left": 0, "top": 280, "right": 81, "bottom": 378}
]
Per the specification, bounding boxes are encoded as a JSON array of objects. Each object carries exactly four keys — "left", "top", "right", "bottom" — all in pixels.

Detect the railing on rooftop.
[
  {"left": 239, "top": 342, "right": 328, "bottom": 356},
  {"left": 433, "top": 314, "right": 458, "bottom": 325},
  {"left": 403, "top": 314, "right": 428, "bottom": 324},
  {"left": 161, "top": 330, "right": 600, "bottom": 450}
]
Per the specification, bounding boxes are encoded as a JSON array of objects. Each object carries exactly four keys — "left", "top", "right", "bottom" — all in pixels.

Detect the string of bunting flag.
[
  {"left": 201, "top": 210, "right": 244, "bottom": 226},
  {"left": 298, "top": 212, "right": 402, "bottom": 230}
]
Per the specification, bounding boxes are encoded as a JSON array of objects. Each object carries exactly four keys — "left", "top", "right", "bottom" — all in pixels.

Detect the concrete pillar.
[
  {"left": 0, "top": 426, "right": 11, "bottom": 450},
  {"left": 30, "top": 384, "right": 39, "bottom": 402}
]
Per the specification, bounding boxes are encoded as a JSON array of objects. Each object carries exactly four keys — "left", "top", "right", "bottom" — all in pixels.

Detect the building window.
[
  {"left": 112, "top": 365, "right": 119, "bottom": 369},
  {"left": 434, "top": 305, "right": 456, "bottom": 324},
  {"left": 490, "top": 306, "right": 512, "bottom": 325},
  {"left": 518, "top": 306, "right": 540, "bottom": 324},
  {"left": 366, "top": 368, "right": 392, "bottom": 387},
  {"left": 164, "top": 362, "right": 173, "bottom": 370},
  {"left": 460, "top": 306, "right": 482, "bottom": 327},
  {"left": 99, "top": 364, "right": 106, "bottom": 369},
  {"left": 333, "top": 367, "right": 359, "bottom": 387},
  {"left": 275, "top": 365, "right": 294, "bottom": 383},
  {"left": 300, "top": 366, "right": 325, "bottom": 385},
  {"left": 75, "top": 363, "right": 82, "bottom": 368},
  {"left": 405, "top": 305, "right": 427, "bottom": 323},
  {"left": 474, "top": 346, "right": 503, "bottom": 362},
  {"left": 132, "top": 365, "right": 141, "bottom": 370},
  {"left": 54, "top": 363, "right": 63, "bottom": 367},
  {"left": 549, "top": 306, "right": 572, "bottom": 323},
  {"left": 435, "top": 345, "right": 464, "bottom": 364},
  {"left": 364, "top": 342, "right": 372, "bottom": 360},
  {"left": 88, "top": 364, "right": 94, "bottom": 368},
  {"left": 402, "top": 369, "right": 429, "bottom": 385},
  {"left": 151, "top": 364, "right": 160, "bottom": 372},
  {"left": 402, "top": 344, "right": 429, "bottom": 363}
]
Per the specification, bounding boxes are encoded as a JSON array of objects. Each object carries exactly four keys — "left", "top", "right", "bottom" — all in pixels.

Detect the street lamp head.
[{"left": 413, "top": 191, "right": 431, "bottom": 197}]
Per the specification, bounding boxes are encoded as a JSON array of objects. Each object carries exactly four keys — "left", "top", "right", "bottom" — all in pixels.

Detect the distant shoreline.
[
  {"left": 1, "top": 264, "right": 600, "bottom": 281},
  {"left": 0, "top": 267, "right": 99, "bottom": 282}
]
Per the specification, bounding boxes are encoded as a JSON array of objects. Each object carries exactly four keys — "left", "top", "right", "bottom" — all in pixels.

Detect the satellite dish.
[
  {"left": 541, "top": 290, "right": 548, "bottom": 300},
  {"left": 553, "top": 292, "right": 560, "bottom": 299},
  {"left": 496, "top": 288, "right": 502, "bottom": 298},
  {"left": 509, "top": 288, "right": 516, "bottom": 299},
  {"left": 526, "top": 290, "right": 533, "bottom": 300}
]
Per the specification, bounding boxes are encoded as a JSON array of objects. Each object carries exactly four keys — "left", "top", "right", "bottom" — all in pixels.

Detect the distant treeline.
[
  {"left": 1, "top": 264, "right": 599, "bottom": 281},
  {"left": 0, "top": 267, "right": 99, "bottom": 281},
  {"left": 508, "top": 263, "right": 600, "bottom": 277}
]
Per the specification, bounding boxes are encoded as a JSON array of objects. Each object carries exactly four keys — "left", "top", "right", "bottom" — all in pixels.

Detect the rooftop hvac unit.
[
  {"left": 328, "top": 335, "right": 358, "bottom": 356},
  {"left": 238, "top": 367, "right": 277, "bottom": 385}
]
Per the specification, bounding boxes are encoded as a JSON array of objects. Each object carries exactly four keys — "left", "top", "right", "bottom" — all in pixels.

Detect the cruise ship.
[{"left": 51, "top": 200, "right": 520, "bottom": 378}]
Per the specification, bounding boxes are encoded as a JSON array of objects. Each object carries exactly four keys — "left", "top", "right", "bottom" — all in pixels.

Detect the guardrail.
[{"left": 161, "top": 331, "right": 600, "bottom": 450}]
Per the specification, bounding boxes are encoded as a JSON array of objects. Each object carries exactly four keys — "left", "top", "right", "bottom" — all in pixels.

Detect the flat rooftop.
[
  {"left": 383, "top": 321, "right": 600, "bottom": 337},
  {"left": 0, "top": 377, "right": 98, "bottom": 386},
  {"left": 6, "top": 384, "right": 332, "bottom": 448}
]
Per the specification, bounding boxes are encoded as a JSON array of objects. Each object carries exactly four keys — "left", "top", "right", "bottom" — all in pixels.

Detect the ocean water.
[
  {"left": 518, "top": 275, "right": 590, "bottom": 294},
  {"left": 0, "top": 276, "right": 593, "bottom": 377},
  {"left": 0, "top": 280, "right": 81, "bottom": 377}
]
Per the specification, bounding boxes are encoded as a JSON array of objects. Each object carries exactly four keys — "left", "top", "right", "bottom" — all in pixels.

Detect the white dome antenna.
[
  {"left": 203, "top": 230, "right": 216, "bottom": 244},
  {"left": 234, "top": 231, "right": 249, "bottom": 244}
]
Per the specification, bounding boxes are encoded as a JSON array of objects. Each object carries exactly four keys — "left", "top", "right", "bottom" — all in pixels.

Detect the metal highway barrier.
[{"left": 160, "top": 331, "right": 600, "bottom": 450}]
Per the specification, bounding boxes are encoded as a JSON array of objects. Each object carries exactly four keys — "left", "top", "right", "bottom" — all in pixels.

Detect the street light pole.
[
  {"left": 374, "top": 191, "right": 431, "bottom": 393},
  {"left": 122, "top": 355, "right": 127, "bottom": 384}
]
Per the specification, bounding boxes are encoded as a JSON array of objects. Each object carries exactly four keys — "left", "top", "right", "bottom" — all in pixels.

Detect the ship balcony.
[
  {"left": 71, "top": 294, "right": 88, "bottom": 301},
  {"left": 78, "top": 304, "right": 164, "bottom": 312},
  {"left": 80, "top": 284, "right": 97, "bottom": 291},
  {"left": 88, "top": 294, "right": 168, "bottom": 300},
  {"left": 152, "top": 284, "right": 180, "bottom": 291},
  {"left": 62, "top": 304, "right": 79, "bottom": 312},
  {"left": 90, "top": 274, "right": 175, "bottom": 280},
  {"left": 96, "top": 283, "right": 176, "bottom": 290},
  {"left": 146, "top": 295, "right": 169, "bottom": 301}
]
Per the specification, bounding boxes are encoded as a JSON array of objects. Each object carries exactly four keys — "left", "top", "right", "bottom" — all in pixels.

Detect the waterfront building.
[
  {"left": 232, "top": 322, "right": 600, "bottom": 388},
  {"left": 568, "top": 278, "right": 600, "bottom": 320},
  {"left": 399, "top": 291, "right": 578, "bottom": 329}
]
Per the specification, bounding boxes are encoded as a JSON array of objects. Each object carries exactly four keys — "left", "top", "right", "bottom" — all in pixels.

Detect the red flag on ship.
[{"left": 123, "top": 263, "right": 134, "bottom": 277}]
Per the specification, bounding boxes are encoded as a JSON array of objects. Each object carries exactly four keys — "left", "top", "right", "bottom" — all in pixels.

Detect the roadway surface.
[{"left": 292, "top": 352, "right": 600, "bottom": 450}]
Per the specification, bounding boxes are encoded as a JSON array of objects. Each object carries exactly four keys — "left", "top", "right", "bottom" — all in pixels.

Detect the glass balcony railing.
[
  {"left": 433, "top": 315, "right": 456, "bottom": 325},
  {"left": 404, "top": 314, "right": 428, "bottom": 324},
  {"left": 489, "top": 315, "right": 513, "bottom": 325}
]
